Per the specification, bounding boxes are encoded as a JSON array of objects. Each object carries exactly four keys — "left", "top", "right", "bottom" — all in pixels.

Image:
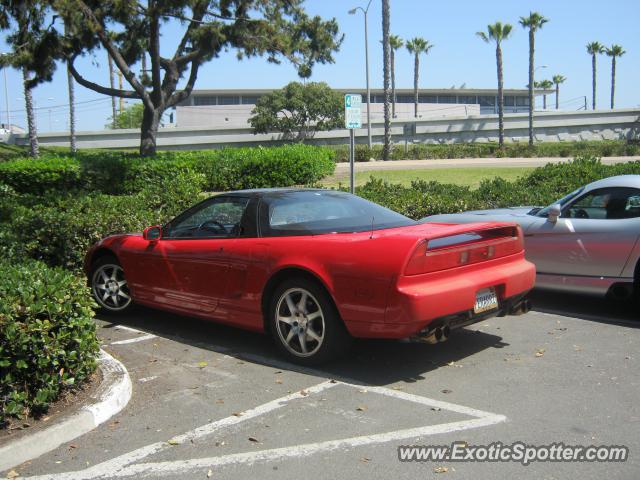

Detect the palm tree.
[
  {"left": 65, "top": 23, "right": 77, "bottom": 154},
  {"left": 552, "top": 75, "right": 566, "bottom": 109},
  {"left": 22, "top": 67, "right": 39, "bottom": 158},
  {"left": 537, "top": 79, "right": 554, "bottom": 109},
  {"left": 389, "top": 35, "right": 403, "bottom": 118},
  {"left": 108, "top": 54, "right": 117, "bottom": 129},
  {"left": 405, "top": 37, "right": 434, "bottom": 118},
  {"left": 381, "top": 0, "right": 391, "bottom": 160},
  {"left": 477, "top": 22, "right": 513, "bottom": 147},
  {"left": 606, "top": 44, "right": 626, "bottom": 109},
  {"left": 586, "top": 41, "right": 604, "bottom": 110},
  {"left": 519, "top": 12, "right": 549, "bottom": 146}
]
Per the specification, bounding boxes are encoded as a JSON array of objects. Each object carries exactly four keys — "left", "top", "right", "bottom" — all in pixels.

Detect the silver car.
[{"left": 425, "top": 175, "right": 640, "bottom": 299}]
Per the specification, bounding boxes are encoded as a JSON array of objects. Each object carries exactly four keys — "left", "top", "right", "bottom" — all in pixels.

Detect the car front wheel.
[
  {"left": 90, "top": 256, "right": 133, "bottom": 313},
  {"left": 270, "top": 277, "right": 351, "bottom": 365}
]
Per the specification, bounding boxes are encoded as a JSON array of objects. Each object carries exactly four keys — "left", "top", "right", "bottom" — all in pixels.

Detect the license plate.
[{"left": 474, "top": 287, "right": 499, "bottom": 314}]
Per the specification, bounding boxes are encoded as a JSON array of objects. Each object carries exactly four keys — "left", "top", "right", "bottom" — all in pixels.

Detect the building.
[{"left": 175, "top": 87, "right": 550, "bottom": 129}]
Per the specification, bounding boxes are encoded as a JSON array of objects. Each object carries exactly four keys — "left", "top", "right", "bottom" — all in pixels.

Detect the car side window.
[
  {"left": 166, "top": 197, "right": 250, "bottom": 238},
  {"left": 564, "top": 187, "right": 640, "bottom": 220}
]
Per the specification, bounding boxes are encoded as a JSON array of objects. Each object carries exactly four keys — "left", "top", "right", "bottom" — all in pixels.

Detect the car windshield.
[
  {"left": 261, "top": 190, "right": 415, "bottom": 236},
  {"left": 535, "top": 187, "right": 585, "bottom": 217}
]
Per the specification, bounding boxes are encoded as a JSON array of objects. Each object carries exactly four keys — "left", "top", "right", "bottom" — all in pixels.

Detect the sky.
[{"left": 0, "top": 0, "right": 638, "bottom": 132}]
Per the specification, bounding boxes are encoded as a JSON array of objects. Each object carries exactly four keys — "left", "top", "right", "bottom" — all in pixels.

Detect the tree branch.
[
  {"left": 73, "top": 0, "right": 153, "bottom": 110},
  {"left": 68, "top": 56, "right": 140, "bottom": 99}
]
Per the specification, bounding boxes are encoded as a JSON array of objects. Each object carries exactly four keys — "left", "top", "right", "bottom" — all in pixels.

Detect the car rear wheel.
[
  {"left": 90, "top": 256, "right": 133, "bottom": 313},
  {"left": 269, "top": 277, "right": 351, "bottom": 365}
]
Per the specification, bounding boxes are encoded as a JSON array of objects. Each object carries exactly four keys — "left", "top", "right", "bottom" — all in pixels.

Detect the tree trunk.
[
  {"left": 22, "top": 67, "right": 39, "bottom": 158},
  {"left": 108, "top": 55, "right": 117, "bottom": 128},
  {"left": 555, "top": 84, "right": 559, "bottom": 110},
  {"left": 67, "top": 61, "right": 77, "bottom": 154},
  {"left": 413, "top": 53, "right": 419, "bottom": 118},
  {"left": 140, "top": 105, "right": 162, "bottom": 156},
  {"left": 592, "top": 54, "right": 597, "bottom": 110},
  {"left": 527, "top": 28, "right": 535, "bottom": 147},
  {"left": 381, "top": 0, "right": 391, "bottom": 161},
  {"left": 495, "top": 44, "right": 505, "bottom": 147},
  {"left": 610, "top": 56, "right": 616, "bottom": 109},
  {"left": 391, "top": 48, "right": 396, "bottom": 118}
]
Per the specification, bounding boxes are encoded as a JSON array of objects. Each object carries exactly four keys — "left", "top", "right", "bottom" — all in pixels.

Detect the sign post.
[{"left": 344, "top": 94, "right": 362, "bottom": 194}]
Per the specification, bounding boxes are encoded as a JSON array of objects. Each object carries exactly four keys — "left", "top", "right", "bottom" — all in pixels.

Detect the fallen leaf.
[
  {"left": 215, "top": 441, "right": 226, "bottom": 446},
  {"left": 358, "top": 389, "right": 368, "bottom": 393},
  {"left": 42, "top": 416, "right": 50, "bottom": 422},
  {"left": 356, "top": 406, "right": 367, "bottom": 412},
  {"left": 207, "top": 469, "right": 213, "bottom": 478},
  {"left": 434, "top": 466, "right": 449, "bottom": 473},
  {"left": 360, "top": 457, "right": 371, "bottom": 463},
  {"left": 248, "top": 437, "right": 259, "bottom": 443},
  {"left": 535, "top": 348, "right": 545, "bottom": 358},
  {"left": 168, "top": 439, "right": 180, "bottom": 445},
  {"left": 441, "top": 389, "right": 452, "bottom": 394},
  {"left": 299, "top": 389, "right": 308, "bottom": 396},
  {"left": 216, "top": 399, "right": 224, "bottom": 404},
  {"left": 329, "top": 379, "right": 337, "bottom": 384},
  {"left": 392, "top": 386, "right": 403, "bottom": 391},
  {"left": 6, "top": 470, "right": 19, "bottom": 479},
  {"left": 431, "top": 407, "right": 441, "bottom": 412},
  {"left": 275, "top": 379, "right": 283, "bottom": 384},
  {"left": 68, "top": 444, "right": 77, "bottom": 449},
  {"left": 232, "top": 412, "right": 243, "bottom": 417},
  {"left": 198, "top": 361, "right": 208, "bottom": 369},
  {"left": 274, "top": 371, "right": 282, "bottom": 374}
]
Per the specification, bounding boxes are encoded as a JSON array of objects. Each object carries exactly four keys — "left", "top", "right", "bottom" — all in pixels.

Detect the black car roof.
[{"left": 221, "top": 188, "right": 343, "bottom": 198}]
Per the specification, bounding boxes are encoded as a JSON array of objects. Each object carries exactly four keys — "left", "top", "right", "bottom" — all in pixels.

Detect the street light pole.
[{"left": 349, "top": 0, "right": 373, "bottom": 149}]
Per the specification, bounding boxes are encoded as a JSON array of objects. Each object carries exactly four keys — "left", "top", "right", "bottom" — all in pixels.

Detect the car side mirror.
[
  {"left": 143, "top": 225, "right": 162, "bottom": 241},
  {"left": 547, "top": 204, "right": 561, "bottom": 223}
]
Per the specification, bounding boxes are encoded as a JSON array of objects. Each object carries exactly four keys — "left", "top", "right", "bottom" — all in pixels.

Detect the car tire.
[
  {"left": 90, "top": 256, "right": 134, "bottom": 314},
  {"left": 269, "top": 277, "right": 351, "bottom": 365}
]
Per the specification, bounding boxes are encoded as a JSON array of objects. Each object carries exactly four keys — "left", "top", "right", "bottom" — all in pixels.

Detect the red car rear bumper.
[{"left": 345, "top": 253, "right": 535, "bottom": 339}]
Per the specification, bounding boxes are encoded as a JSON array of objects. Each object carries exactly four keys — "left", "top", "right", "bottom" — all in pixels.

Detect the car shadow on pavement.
[
  {"left": 99, "top": 306, "right": 508, "bottom": 386},
  {"left": 530, "top": 290, "right": 639, "bottom": 327}
]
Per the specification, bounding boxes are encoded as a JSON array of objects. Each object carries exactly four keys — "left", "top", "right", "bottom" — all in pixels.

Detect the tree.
[
  {"left": 405, "top": 37, "right": 433, "bottom": 119},
  {"left": 552, "top": 74, "right": 566, "bottom": 110},
  {"left": 65, "top": 23, "right": 77, "bottom": 153},
  {"left": 106, "top": 102, "right": 145, "bottom": 130},
  {"left": 389, "top": 35, "right": 403, "bottom": 118},
  {"left": 586, "top": 41, "right": 604, "bottom": 110},
  {"left": 477, "top": 22, "right": 512, "bottom": 147},
  {"left": 0, "top": 1, "right": 60, "bottom": 157},
  {"left": 536, "top": 79, "right": 554, "bottom": 109},
  {"left": 606, "top": 44, "right": 626, "bottom": 109},
  {"left": 57, "top": 1, "right": 343, "bottom": 156},
  {"left": 519, "top": 12, "right": 548, "bottom": 146},
  {"left": 249, "top": 82, "right": 343, "bottom": 141},
  {"left": 381, "top": 0, "right": 391, "bottom": 161}
]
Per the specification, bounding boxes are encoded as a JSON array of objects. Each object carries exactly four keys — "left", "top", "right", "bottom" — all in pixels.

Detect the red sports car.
[{"left": 85, "top": 189, "right": 535, "bottom": 364}]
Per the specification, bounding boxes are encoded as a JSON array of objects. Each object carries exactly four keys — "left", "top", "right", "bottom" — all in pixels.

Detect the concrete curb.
[{"left": 0, "top": 349, "right": 132, "bottom": 472}]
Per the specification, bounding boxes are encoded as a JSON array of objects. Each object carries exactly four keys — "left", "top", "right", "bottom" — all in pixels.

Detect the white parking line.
[
  {"left": 110, "top": 334, "right": 157, "bottom": 346},
  {"left": 22, "top": 380, "right": 505, "bottom": 480},
  {"left": 114, "top": 325, "right": 146, "bottom": 334}
]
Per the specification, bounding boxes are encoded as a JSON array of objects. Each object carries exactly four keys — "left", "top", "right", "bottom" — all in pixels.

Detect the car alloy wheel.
[
  {"left": 92, "top": 263, "right": 132, "bottom": 312},
  {"left": 274, "top": 287, "right": 325, "bottom": 357}
]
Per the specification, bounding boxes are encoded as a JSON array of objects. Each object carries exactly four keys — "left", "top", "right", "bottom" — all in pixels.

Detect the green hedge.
[
  {"left": 358, "top": 156, "right": 640, "bottom": 219},
  {"left": 329, "top": 140, "right": 640, "bottom": 162},
  {"left": 0, "top": 260, "right": 99, "bottom": 425},
  {"left": 2, "top": 170, "right": 204, "bottom": 270},
  {"left": 0, "top": 145, "right": 336, "bottom": 195}
]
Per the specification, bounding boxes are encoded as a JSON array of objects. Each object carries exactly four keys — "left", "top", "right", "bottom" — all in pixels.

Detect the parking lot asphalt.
[{"left": 6, "top": 293, "right": 640, "bottom": 480}]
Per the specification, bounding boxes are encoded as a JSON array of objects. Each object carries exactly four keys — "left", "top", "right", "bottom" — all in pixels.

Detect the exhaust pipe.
[
  {"left": 416, "top": 326, "right": 450, "bottom": 344},
  {"left": 509, "top": 299, "right": 531, "bottom": 316}
]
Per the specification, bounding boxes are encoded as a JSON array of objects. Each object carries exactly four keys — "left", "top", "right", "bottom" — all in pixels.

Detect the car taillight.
[{"left": 404, "top": 226, "right": 524, "bottom": 276}]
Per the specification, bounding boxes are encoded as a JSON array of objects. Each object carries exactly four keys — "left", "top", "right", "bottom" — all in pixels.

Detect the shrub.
[
  {"left": 0, "top": 145, "right": 336, "bottom": 195},
  {"left": 328, "top": 140, "right": 640, "bottom": 163},
  {"left": 0, "top": 260, "right": 99, "bottom": 425}
]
